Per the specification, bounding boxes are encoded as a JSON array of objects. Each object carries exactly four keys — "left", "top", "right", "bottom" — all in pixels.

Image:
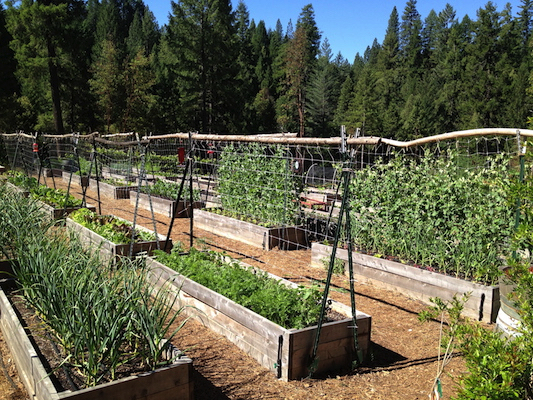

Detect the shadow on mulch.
[{"left": 193, "top": 369, "right": 231, "bottom": 400}]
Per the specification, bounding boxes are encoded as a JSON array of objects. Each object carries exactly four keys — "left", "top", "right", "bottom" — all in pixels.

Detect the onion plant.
[
  {"left": 0, "top": 183, "right": 53, "bottom": 259},
  {"left": 0, "top": 185, "right": 187, "bottom": 387}
]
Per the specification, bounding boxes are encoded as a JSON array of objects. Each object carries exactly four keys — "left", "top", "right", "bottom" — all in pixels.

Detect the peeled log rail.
[
  {"left": 142, "top": 128, "right": 533, "bottom": 147},
  {"left": 6, "top": 128, "right": 533, "bottom": 148}
]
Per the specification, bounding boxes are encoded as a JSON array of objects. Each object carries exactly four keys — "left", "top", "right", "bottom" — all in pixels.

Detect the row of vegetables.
[{"left": 0, "top": 174, "right": 324, "bottom": 388}]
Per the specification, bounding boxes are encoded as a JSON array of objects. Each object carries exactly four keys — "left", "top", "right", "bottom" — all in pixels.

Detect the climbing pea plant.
[{"left": 217, "top": 143, "right": 301, "bottom": 227}]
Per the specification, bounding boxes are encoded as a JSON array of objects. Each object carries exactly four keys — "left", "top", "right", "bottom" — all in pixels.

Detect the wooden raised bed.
[
  {"left": 40, "top": 202, "right": 96, "bottom": 220},
  {"left": 43, "top": 168, "right": 63, "bottom": 177},
  {"left": 130, "top": 191, "right": 204, "bottom": 219},
  {"left": 146, "top": 257, "right": 371, "bottom": 381},
  {"left": 311, "top": 242, "right": 499, "bottom": 323},
  {"left": 89, "top": 179, "right": 135, "bottom": 199},
  {"left": 0, "top": 263, "right": 194, "bottom": 400},
  {"left": 0, "top": 165, "right": 5, "bottom": 174},
  {"left": 66, "top": 218, "right": 170, "bottom": 260},
  {"left": 194, "top": 209, "right": 308, "bottom": 250},
  {"left": 62, "top": 173, "right": 89, "bottom": 187}
]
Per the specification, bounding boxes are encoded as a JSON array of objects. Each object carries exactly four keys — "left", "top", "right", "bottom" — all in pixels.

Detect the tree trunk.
[{"left": 46, "top": 37, "right": 64, "bottom": 134}]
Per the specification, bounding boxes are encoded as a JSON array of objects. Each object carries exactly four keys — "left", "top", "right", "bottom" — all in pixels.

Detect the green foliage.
[
  {"left": 70, "top": 208, "right": 156, "bottom": 244},
  {"left": 139, "top": 178, "right": 199, "bottom": 201},
  {"left": 320, "top": 257, "right": 345, "bottom": 275},
  {"left": 420, "top": 292, "right": 533, "bottom": 400},
  {"left": 349, "top": 151, "right": 514, "bottom": 284},
  {"left": 0, "top": 187, "right": 186, "bottom": 387},
  {"left": 3, "top": 1, "right": 533, "bottom": 137},
  {"left": 154, "top": 246, "right": 322, "bottom": 329},
  {"left": 145, "top": 153, "right": 181, "bottom": 175},
  {"left": 0, "top": 182, "right": 52, "bottom": 259},
  {"left": 418, "top": 163, "right": 533, "bottom": 399},
  {"left": 7, "top": 171, "right": 82, "bottom": 208},
  {"left": 217, "top": 143, "right": 300, "bottom": 227}
]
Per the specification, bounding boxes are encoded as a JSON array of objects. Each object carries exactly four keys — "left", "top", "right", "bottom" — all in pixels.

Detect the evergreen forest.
[{"left": 1, "top": 0, "right": 533, "bottom": 140}]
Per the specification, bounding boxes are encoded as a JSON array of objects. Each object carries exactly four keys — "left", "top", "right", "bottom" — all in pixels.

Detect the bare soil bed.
[{"left": 0, "top": 179, "right": 471, "bottom": 399}]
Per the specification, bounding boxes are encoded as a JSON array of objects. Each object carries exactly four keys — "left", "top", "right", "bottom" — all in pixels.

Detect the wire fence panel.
[{"left": 1, "top": 130, "right": 530, "bottom": 286}]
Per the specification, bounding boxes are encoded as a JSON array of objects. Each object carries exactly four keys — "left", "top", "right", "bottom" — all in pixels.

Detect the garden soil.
[{"left": 0, "top": 178, "right": 472, "bottom": 400}]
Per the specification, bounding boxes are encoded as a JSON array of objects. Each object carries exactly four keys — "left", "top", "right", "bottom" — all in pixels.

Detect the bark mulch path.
[{"left": 0, "top": 178, "right": 470, "bottom": 399}]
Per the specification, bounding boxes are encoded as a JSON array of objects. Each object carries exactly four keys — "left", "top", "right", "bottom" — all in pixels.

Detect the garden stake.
[
  {"left": 513, "top": 131, "right": 526, "bottom": 257},
  {"left": 91, "top": 135, "right": 102, "bottom": 215},
  {"left": 164, "top": 157, "right": 191, "bottom": 252},
  {"left": 309, "top": 127, "right": 362, "bottom": 376},
  {"left": 130, "top": 139, "right": 158, "bottom": 257}
]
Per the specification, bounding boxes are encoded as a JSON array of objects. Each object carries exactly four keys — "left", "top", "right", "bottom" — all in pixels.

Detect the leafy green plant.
[
  {"left": 154, "top": 245, "right": 323, "bottom": 329},
  {"left": 217, "top": 143, "right": 301, "bottom": 227},
  {"left": 139, "top": 178, "right": 200, "bottom": 201},
  {"left": 70, "top": 208, "right": 156, "bottom": 243},
  {"left": 420, "top": 292, "right": 533, "bottom": 400},
  {"left": 321, "top": 257, "right": 345, "bottom": 275},
  {"left": 7, "top": 171, "right": 83, "bottom": 208},
  {"left": 349, "top": 151, "right": 514, "bottom": 284},
  {"left": 101, "top": 177, "right": 135, "bottom": 187},
  {"left": 145, "top": 153, "right": 181, "bottom": 176}
]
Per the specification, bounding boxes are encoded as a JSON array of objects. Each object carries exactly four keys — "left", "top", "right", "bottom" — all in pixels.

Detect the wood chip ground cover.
[{"left": 0, "top": 178, "right": 470, "bottom": 399}]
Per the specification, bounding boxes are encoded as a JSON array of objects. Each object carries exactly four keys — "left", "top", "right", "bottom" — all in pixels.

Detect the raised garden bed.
[
  {"left": 146, "top": 256, "right": 371, "bottom": 381},
  {"left": 6, "top": 182, "right": 94, "bottom": 219},
  {"left": 89, "top": 178, "right": 136, "bottom": 199},
  {"left": 43, "top": 167, "right": 63, "bottom": 177},
  {"left": 194, "top": 209, "right": 308, "bottom": 250},
  {"left": 0, "top": 262, "right": 194, "bottom": 400},
  {"left": 40, "top": 202, "right": 96, "bottom": 220},
  {"left": 130, "top": 191, "right": 204, "bottom": 219},
  {"left": 310, "top": 242, "right": 499, "bottom": 322},
  {"left": 63, "top": 173, "right": 90, "bottom": 187},
  {"left": 66, "top": 217, "right": 170, "bottom": 260}
]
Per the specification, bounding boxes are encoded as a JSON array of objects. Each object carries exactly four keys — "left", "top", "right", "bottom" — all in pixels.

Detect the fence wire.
[{"left": 0, "top": 130, "right": 530, "bottom": 285}]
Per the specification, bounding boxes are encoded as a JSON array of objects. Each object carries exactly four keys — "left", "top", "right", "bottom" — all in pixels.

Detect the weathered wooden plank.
[
  {"left": 311, "top": 242, "right": 499, "bottom": 322},
  {"left": 129, "top": 191, "right": 203, "bottom": 219},
  {"left": 89, "top": 179, "right": 135, "bottom": 199},
  {"left": 62, "top": 174, "right": 89, "bottom": 187},
  {"left": 0, "top": 288, "right": 61, "bottom": 400},
  {"left": 146, "top": 257, "right": 371, "bottom": 381},
  {"left": 194, "top": 209, "right": 308, "bottom": 250}
]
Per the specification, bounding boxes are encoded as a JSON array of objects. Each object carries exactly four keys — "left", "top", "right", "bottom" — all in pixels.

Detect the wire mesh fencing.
[{"left": 0, "top": 129, "right": 531, "bottom": 285}]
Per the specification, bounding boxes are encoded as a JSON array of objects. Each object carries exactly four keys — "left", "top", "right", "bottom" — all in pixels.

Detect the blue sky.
[{"left": 145, "top": 0, "right": 524, "bottom": 62}]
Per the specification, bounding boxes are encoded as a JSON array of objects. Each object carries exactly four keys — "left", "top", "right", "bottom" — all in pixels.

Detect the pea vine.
[
  {"left": 139, "top": 178, "right": 200, "bottom": 201},
  {"left": 349, "top": 152, "right": 514, "bottom": 285},
  {"left": 217, "top": 143, "right": 300, "bottom": 227}
]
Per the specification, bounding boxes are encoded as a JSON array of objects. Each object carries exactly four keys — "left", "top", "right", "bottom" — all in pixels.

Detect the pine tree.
[
  {"left": 89, "top": 38, "right": 122, "bottom": 131},
  {"left": 0, "top": 3, "right": 20, "bottom": 131},
  {"left": 5, "top": 0, "right": 88, "bottom": 133},
  {"left": 306, "top": 39, "right": 336, "bottom": 137},
  {"left": 165, "top": 0, "right": 237, "bottom": 133}
]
